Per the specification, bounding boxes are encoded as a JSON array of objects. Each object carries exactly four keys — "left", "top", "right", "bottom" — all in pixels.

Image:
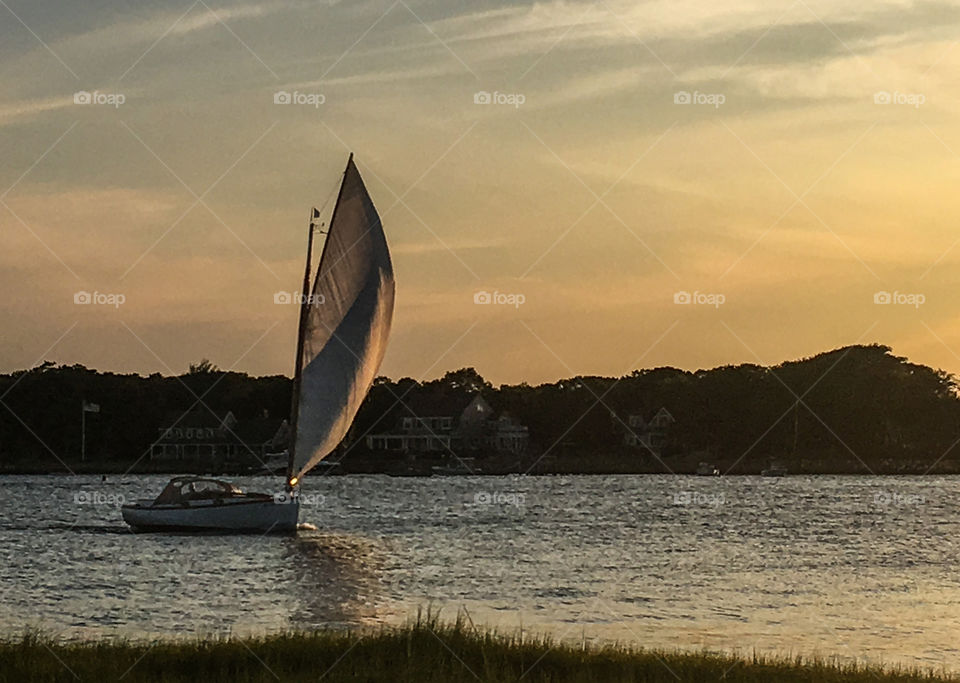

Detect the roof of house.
[
  {"left": 156, "top": 409, "right": 284, "bottom": 445},
  {"left": 651, "top": 406, "right": 675, "bottom": 422},
  {"left": 396, "top": 392, "right": 484, "bottom": 419}
]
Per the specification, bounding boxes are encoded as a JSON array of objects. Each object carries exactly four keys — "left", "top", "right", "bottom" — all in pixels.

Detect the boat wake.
[{"left": 298, "top": 522, "right": 319, "bottom": 531}]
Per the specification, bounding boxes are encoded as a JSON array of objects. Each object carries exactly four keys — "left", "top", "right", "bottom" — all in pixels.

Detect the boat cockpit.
[{"left": 153, "top": 477, "right": 251, "bottom": 505}]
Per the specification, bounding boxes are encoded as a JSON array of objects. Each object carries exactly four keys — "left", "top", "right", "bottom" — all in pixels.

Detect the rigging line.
[
  {"left": 310, "top": 158, "right": 351, "bottom": 286},
  {"left": 312, "top": 172, "right": 343, "bottom": 230}
]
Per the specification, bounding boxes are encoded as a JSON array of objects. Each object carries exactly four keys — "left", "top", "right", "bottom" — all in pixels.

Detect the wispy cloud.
[{"left": 0, "top": 95, "right": 76, "bottom": 127}]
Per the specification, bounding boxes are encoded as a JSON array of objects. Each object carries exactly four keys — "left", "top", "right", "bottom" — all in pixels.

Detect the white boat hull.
[{"left": 122, "top": 497, "right": 299, "bottom": 533}]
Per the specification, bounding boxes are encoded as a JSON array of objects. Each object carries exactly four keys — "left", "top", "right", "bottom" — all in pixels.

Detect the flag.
[{"left": 82, "top": 401, "right": 100, "bottom": 413}]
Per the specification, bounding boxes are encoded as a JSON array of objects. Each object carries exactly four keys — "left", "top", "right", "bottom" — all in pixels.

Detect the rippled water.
[{"left": 1, "top": 474, "right": 958, "bottom": 670}]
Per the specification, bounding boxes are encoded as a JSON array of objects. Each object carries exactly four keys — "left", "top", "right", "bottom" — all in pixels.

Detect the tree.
[{"left": 188, "top": 359, "right": 219, "bottom": 374}]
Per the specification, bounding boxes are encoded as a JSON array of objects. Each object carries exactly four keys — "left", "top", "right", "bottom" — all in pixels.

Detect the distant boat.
[
  {"left": 122, "top": 155, "right": 395, "bottom": 532},
  {"left": 761, "top": 462, "right": 788, "bottom": 477},
  {"left": 248, "top": 450, "right": 289, "bottom": 475},
  {"left": 247, "top": 450, "right": 340, "bottom": 475},
  {"left": 696, "top": 462, "right": 720, "bottom": 476}
]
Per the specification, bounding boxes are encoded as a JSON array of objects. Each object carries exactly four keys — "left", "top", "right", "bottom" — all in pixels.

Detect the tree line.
[{"left": 1, "top": 344, "right": 958, "bottom": 472}]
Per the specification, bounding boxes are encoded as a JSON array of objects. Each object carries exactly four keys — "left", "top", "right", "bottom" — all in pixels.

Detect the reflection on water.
[
  {"left": 285, "top": 532, "right": 383, "bottom": 629},
  {"left": 1, "top": 474, "right": 959, "bottom": 671}
]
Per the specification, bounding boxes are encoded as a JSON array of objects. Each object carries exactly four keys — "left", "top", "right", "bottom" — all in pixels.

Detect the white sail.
[{"left": 290, "top": 157, "right": 395, "bottom": 481}]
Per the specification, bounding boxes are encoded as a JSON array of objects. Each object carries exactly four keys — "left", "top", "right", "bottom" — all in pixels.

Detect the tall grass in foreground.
[{"left": 1, "top": 614, "right": 955, "bottom": 682}]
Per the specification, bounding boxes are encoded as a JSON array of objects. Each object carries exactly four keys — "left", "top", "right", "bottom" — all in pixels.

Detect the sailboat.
[{"left": 121, "top": 155, "right": 395, "bottom": 532}]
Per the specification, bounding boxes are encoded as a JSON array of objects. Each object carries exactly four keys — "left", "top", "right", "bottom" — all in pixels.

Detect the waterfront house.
[
  {"left": 365, "top": 394, "right": 529, "bottom": 455},
  {"left": 620, "top": 406, "right": 675, "bottom": 454},
  {"left": 151, "top": 408, "right": 286, "bottom": 461}
]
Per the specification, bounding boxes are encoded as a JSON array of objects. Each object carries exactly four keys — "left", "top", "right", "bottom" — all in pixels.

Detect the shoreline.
[
  {"left": 2, "top": 466, "right": 960, "bottom": 476},
  {"left": 2, "top": 622, "right": 954, "bottom": 683},
  {"left": 4, "top": 444, "right": 955, "bottom": 477}
]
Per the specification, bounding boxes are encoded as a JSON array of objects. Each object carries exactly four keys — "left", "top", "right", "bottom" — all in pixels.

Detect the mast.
[
  {"left": 285, "top": 154, "right": 353, "bottom": 487},
  {"left": 286, "top": 209, "right": 317, "bottom": 487}
]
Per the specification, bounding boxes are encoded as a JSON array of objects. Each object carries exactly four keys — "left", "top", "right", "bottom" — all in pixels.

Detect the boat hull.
[{"left": 121, "top": 498, "right": 299, "bottom": 533}]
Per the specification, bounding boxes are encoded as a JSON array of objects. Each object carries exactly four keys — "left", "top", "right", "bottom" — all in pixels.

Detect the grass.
[{"left": 1, "top": 613, "right": 955, "bottom": 683}]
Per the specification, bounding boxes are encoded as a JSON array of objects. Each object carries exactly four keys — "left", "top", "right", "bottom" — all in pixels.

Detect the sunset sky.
[{"left": 2, "top": 0, "right": 960, "bottom": 385}]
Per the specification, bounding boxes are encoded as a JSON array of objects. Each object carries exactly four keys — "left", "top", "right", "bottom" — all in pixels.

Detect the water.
[{"left": 1, "top": 474, "right": 958, "bottom": 670}]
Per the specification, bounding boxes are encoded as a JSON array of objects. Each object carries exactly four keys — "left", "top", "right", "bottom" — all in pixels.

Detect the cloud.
[
  {"left": 4, "top": 0, "right": 960, "bottom": 382},
  {"left": 66, "top": 0, "right": 295, "bottom": 52},
  {"left": 0, "top": 95, "right": 76, "bottom": 127}
]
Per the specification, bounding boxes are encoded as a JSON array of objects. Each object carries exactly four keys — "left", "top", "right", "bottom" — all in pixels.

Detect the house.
[
  {"left": 365, "top": 394, "right": 529, "bottom": 455},
  {"left": 151, "top": 408, "right": 286, "bottom": 461},
  {"left": 620, "top": 406, "right": 675, "bottom": 454}
]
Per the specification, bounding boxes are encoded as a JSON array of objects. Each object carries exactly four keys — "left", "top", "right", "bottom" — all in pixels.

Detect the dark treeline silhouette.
[{"left": 1, "top": 344, "right": 958, "bottom": 474}]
